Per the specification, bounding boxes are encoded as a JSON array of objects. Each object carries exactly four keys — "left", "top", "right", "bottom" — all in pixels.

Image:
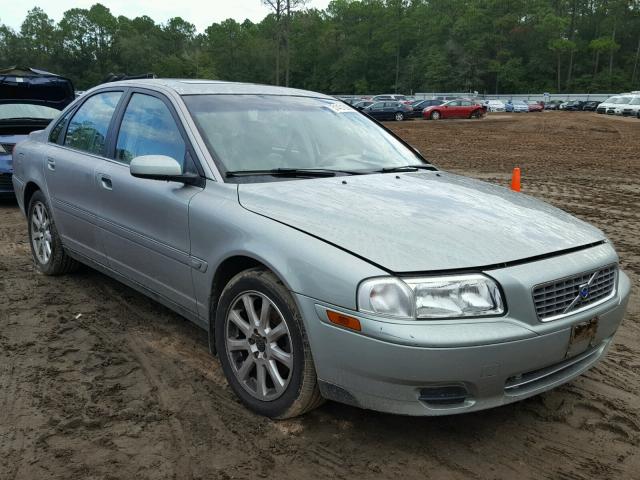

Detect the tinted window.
[
  {"left": 49, "top": 110, "right": 73, "bottom": 144},
  {"left": 461, "top": 101, "right": 472, "bottom": 106},
  {"left": 115, "top": 93, "right": 186, "bottom": 167},
  {"left": 64, "top": 91, "right": 122, "bottom": 155},
  {"left": 370, "top": 102, "right": 384, "bottom": 111}
]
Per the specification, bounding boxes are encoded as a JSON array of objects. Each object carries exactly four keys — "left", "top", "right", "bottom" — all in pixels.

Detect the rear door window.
[
  {"left": 64, "top": 91, "right": 122, "bottom": 156},
  {"left": 49, "top": 109, "right": 73, "bottom": 144}
]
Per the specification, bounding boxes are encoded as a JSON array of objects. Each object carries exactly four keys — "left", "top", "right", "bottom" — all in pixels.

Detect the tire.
[
  {"left": 394, "top": 112, "right": 404, "bottom": 121},
  {"left": 470, "top": 109, "right": 482, "bottom": 119},
  {"left": 430, "top": 110, "right": 441, "bottom": 120},
  {"left": 215, "top": 268, "right": 323, "bottom": 418},
  {"left": 27, "top": 190, "right": 79, "bottom": 275}
]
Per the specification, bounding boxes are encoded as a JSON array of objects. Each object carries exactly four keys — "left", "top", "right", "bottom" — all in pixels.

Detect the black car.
[
  {"left": 544, "top": 100, "right": 563, "bottom": 110},
  {"left": 1, "top": 67, "right": 75, "bottom": 199},
  {"left": 581, "top": 101, "right": 601, "bottom": 111},
  {"left": 410, "top": 99, "right": 443, "bottom": 118},
  {"left": 563, "top": 101, "right": 586, "bottom": 111},
  {"left": 362, "top": 101, "right": 412, "bottom": 121}
]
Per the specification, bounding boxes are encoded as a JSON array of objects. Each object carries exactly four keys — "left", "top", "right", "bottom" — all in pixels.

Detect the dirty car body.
[
  {"left": 0, "top": 67, "right": 74, "bottom": 198},
  {"left": 12, "top": 79, "right": 631, "bottom": 417}
]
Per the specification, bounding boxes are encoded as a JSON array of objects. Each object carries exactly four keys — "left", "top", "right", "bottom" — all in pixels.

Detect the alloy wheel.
[
  {"left": 31, "top": 201, "right": 52, "bottom": 265},
  {"left": 431, "top": 111, "right": 440, "bottom": 120},
  {"left": 395, "top": 112, "right": 404, "bottom": 121},
  {"left": 225, "top": 291, "right": 293, "bottom": 401}
]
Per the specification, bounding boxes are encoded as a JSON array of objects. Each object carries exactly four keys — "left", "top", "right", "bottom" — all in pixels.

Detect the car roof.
[{"left": 96, "top": 78, "right": 334, "bottom": 99}]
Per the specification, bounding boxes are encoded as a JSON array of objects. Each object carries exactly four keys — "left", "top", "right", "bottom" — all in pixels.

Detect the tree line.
[{"left": 1, "top": 0, "right": 639, "bottom": 94}]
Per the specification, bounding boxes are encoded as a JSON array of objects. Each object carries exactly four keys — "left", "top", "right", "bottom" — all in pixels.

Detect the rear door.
[
  {"left": 94, "top": 90, "right": 203, "bottom": 313},
  {"left": 44, "top": 90, "right": 124, "bottom": 264},
  {"left": 459, "top": 100, "right": 474, "bottom": 117},
  {"left": 382, "top": 102, "right": 398, "bottom": 120}
]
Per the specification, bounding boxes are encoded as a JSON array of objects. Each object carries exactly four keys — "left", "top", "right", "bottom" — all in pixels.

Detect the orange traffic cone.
[{"left": 510, "top": 167, "right": 521, "bottom": 192}]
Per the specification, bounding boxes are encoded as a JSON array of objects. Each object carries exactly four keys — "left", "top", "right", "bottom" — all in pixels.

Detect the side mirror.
[{"left": 130, "top": 155, "right": 200, "bottom": 185}]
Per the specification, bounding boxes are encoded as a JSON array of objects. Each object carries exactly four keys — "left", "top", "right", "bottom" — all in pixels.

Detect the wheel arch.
[
  {"left": 207, "top": 254, "right": 291, "bottom": 354},
  {"left": 23, "top": 181, "right": 42, "bottom": 212}
]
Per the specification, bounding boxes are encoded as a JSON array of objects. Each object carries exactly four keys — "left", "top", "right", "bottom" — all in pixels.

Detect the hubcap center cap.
[{"left": 254, "top": 336, "right": 266, "bottom": 352}]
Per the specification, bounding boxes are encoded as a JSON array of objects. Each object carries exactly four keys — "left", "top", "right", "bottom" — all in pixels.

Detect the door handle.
[
  {"left": 46, "top": 157, "right": 55, "bottom": 171},
  {"left": 97, "top": 173, "right": 112, "bottom": 191}
]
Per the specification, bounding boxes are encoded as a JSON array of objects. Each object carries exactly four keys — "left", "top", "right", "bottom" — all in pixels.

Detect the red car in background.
[
  {"left": 526, "top": 101, "right": 544, "bottom": 112},
  {"left": 422, "top": 99, "right": 486, "bottom": 120}
]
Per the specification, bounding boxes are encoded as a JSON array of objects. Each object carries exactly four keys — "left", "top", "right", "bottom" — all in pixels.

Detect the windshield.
[
  {"left": 0, "top": 103, "right": 59, "bottom": 121},
  {"left": 614, "top": 96, "right": 631, "bottom": 104},
  {"left": 629, "top": 97, "right": 640, "bottom": 105},
  {"left": 183, "top": 95, "right": 425, "bottom": 177}
]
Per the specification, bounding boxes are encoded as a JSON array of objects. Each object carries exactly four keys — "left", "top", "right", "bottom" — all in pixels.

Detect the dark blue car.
[{"left": 0, "top": 67, "right": 74, "bottom": 199}]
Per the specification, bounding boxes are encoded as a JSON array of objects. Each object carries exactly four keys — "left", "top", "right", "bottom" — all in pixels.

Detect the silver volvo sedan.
[{"left": 12, "top": 79, "right": 631, "bottom": 418}]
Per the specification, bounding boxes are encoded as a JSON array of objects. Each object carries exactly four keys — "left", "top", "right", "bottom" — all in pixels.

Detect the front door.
[
  {"left": 95, "top": 91, "right": 202, "bottom": 313},
  {"left": 44, "top": 90, "right": 124, "bottom": 264}
]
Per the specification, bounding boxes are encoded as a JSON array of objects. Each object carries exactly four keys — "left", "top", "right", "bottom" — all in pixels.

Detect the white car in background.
[
  {"left": 620, "top": 95, "right": 640, "bottom": 116},
  {"left": 484, "top": 100, "right": 506, "bottom": 112},
  {"left": 608, "top": 96, "right": 633, "bottom": 115},
  {"left": 596, "top": 96, "right": 616, "bottom": 114}
]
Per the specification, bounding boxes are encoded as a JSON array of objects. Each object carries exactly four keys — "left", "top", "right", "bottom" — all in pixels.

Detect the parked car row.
[
  {"left": 596, "top": 92, "right": 640, "bottom": 117},
  {"left": 481, "top": 99, "right": 543, "bottom": 113},
  {"left": 342, "top": 96, "right": 487, "bottom": 121}
]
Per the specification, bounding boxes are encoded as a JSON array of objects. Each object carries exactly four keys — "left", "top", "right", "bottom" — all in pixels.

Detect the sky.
[{"left": 0, "top": 0, "right": 332, "bottom": 33}]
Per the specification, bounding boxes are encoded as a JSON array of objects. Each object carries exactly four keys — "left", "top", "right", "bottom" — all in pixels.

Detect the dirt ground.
[{"left": 1, "top": 111, "right": 639, "bottom": 480}]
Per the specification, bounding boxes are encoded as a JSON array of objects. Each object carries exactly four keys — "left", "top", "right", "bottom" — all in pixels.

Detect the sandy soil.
[{"left": 1, "top": 112, "right": 639, "bottom": 479}]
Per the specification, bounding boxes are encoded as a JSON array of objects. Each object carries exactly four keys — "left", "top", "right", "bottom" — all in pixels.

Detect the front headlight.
[
  {"left": 357, "top": 274, "right": 504, "bottom": 319},
  {"left": 406, "top": 274, "right": 504, "bottom": 318}
]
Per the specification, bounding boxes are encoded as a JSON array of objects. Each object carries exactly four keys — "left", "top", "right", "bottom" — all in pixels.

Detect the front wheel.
[
  {"left": 28, "top": 191, "right": 79, "bottom": 275},
  {"left": 430, "top": 111, "right": 441, "bottom": 120},
  {"left": 394, "top": 112, "right": 405, "bottom": 121},
  {"left": 215, "top": 268, "right": 323, "bottom": 418}
]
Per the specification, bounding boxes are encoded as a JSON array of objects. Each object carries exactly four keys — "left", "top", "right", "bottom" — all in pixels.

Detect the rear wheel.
[
  {"left": 215, "top": 268, "right": 323, "bottom": 418},
  {"left": 470, "top": 109, "right": 482, "bottom": 119},
  {"left": 430, "top": 111, "right": 441, "bottom": 120},
  {"left": 28, "top": 191, "right": 79, "bottom": 275},
  {"left": 394, "top": 112, "right": 405, "bottom": 121}
]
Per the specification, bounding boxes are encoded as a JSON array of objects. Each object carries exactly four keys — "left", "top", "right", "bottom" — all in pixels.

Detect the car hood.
[
  {"left": 0, "top": 67, "right": 75, "bottom": 109},
  {"left": 237, "top": 171, "right": 605, "bottom": 273}
]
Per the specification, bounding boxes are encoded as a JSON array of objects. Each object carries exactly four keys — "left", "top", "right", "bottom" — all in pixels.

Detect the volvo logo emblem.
[
  {"left": 578, "top": 283, "right": 590, "bottom": 300},
  {"left": 562, "top": 271, "right": 600, "bottom": 314}
]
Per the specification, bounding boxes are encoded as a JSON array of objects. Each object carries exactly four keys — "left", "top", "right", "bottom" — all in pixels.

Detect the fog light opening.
[{"left": 419, "top": 385, "right": 469, "bottom": 406}]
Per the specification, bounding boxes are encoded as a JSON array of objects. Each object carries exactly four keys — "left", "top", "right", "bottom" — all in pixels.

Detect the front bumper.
[{"left": 297, "top": 247, "right": 631, "bottom": 416}]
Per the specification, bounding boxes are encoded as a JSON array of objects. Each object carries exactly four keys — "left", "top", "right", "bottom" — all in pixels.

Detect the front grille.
[
  {"left": 0, "top": 173, "right": 13, "bottom": 189},
  {"left": 532, "top": 265, "right": 617, "bottom": 321},
  {"left": 0, "top": 143, "right": 14, "bottom": 154}
]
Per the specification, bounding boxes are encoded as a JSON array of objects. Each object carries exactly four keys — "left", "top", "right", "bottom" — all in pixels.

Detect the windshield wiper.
[
  {"left": 226, "top": 168, "right": 364, "bottom": 178},
  {"left": 376, "top": 164, "right": 438, "bottom": 173}
]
